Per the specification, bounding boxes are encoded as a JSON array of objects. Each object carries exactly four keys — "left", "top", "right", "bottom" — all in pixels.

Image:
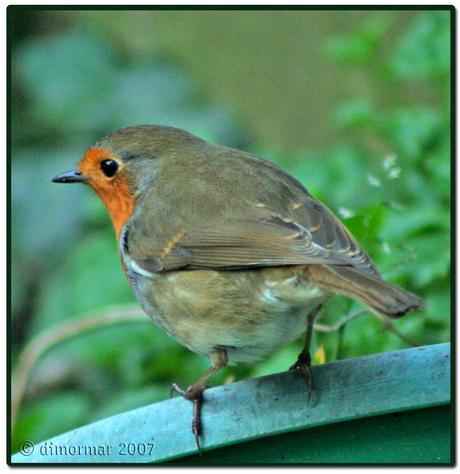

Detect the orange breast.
[{"left": 79, "top": 147, "right": 136, "bottom": 240}]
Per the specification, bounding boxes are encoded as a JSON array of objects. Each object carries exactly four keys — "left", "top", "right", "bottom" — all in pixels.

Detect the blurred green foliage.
[{"left": 10, "top": 9, "right": 450, "bottom": 452}]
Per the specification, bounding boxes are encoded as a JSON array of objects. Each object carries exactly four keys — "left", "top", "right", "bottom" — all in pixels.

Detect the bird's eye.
[{"left": 100, "top": 159, "right": 119, "bottom": 178}]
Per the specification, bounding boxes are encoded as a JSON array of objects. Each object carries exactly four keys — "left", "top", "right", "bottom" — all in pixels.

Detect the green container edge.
[{"left": 11, "top": 342, "right": 451, "bottom": 464}]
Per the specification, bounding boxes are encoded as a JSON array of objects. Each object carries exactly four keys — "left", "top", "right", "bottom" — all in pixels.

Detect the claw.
[
  {"left": 289, "top": 349, "right": 313, "bottom": 404},
  {"left": 172, "top": 383, "right": 206, "bottom": 453},
  {"left": 170, "top": 349, "right": 227, "bottom": 454},
  {"left": 192, "top": 397, "right": 203, "bottom": 454},
  {"left": 289, "top": 306, "right": 322, "bottom": 405}
]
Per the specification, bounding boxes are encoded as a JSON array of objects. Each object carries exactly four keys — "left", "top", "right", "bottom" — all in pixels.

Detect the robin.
[{"left": 53, "top": 125, "right": 424, "bottom": 450}]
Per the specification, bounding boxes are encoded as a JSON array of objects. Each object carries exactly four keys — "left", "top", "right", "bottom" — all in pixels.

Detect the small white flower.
[
  {"left": 382, "top": 241, "right": 391, "bottom": 254},
  {"left": 389, "top": 167, "right": 401, "bottom": 179},
  {"left": 367, "top": 174, "right": 381, "bottom": 187},
  {"left": 337, "top": 207, "right": 355, "bottom": 219},
  {"left": 383, "top": 154, "right": 397, "bottom": 170}
]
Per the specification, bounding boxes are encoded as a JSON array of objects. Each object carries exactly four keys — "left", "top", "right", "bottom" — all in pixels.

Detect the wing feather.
[{"left": 126, "top": 200, "right": 378, "bottom": 274}]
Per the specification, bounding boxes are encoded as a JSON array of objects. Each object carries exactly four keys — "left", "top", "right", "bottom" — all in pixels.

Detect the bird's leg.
[
  {"left": 289, "top": 305, "right": 323, "bottom": 403},
  {"left": 171, "top": 349, "right": 228, "bottom": 453}
]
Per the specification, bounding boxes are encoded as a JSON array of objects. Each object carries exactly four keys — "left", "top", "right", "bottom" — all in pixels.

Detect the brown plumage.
[{"left": 53, "top": 125, "right": 424, "bottom": 451}]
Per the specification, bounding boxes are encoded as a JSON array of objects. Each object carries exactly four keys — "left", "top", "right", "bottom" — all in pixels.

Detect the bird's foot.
[
  {"left": 171, "top": 382, "right": 211, "bottom": 454},
  {"left": 289, "top": 349, "right": 313, "bottom": 404}
]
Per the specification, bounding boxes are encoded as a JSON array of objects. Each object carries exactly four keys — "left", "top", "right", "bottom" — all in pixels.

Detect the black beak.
[{"left": 52, "top": 169, "right": 89, "bottom": 184}]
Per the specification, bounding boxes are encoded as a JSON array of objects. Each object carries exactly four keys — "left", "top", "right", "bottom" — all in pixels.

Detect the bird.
[{"left": 53, "top": 124, "right": 424, "bottom": 450}]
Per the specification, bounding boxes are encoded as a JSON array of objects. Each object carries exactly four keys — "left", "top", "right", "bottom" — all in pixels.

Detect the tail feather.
[{"left": 306, "top": 265, "right": 425, "bottom": 319}]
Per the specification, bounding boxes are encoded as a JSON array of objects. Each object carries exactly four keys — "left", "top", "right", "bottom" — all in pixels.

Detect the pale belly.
[{"left": 128, "top": 266, "right": 330, "bottom": 365}]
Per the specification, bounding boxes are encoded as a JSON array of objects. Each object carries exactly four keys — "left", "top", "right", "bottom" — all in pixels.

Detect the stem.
[{"left": 11, "top": 304, "right": 148, "bottom": 433}]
